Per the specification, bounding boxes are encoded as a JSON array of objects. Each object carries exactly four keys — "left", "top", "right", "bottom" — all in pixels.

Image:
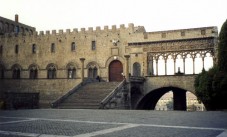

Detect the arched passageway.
[{"left": 136, "top": 87, "right": 188, "bottom": 110}]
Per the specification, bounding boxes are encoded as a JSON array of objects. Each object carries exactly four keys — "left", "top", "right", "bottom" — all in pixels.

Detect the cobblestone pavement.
[{"left": 0, "top": 109, "right": 227, "bottom": 137}]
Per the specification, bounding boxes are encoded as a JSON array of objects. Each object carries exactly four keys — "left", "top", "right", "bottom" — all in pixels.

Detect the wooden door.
[{"left": 109, "top": 60, "right": 123, "bottom": 81}]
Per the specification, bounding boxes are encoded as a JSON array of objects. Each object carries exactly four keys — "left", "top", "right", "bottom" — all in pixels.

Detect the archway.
[
  {"left": 136, "top": 87, "right": 188, "bottom": 110},
  {"left": 109, "top": 60, "right": 123, "bottom": 82}
]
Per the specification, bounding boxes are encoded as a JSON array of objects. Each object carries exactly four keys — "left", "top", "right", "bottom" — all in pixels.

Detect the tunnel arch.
[{"left": 136, "top": 86, "right": 189, "bottom": 110}]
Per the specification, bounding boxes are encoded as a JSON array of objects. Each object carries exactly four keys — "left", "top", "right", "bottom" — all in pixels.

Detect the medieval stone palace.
[{"left": 0, "top": 15, "right": 218, "bottom": 110}]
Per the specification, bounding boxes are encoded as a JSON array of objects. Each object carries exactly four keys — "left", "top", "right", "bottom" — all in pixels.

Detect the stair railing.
[
  {"left": 100, "top": 79, "right": 126, "bottom": 109},
  {"left": 51, "top": 81, "right": 86, "bottom": 108}
]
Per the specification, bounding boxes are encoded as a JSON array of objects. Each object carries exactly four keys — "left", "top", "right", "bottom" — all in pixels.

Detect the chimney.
[{"left": 15, "top": 14, "right": 19, "bottom": 23}]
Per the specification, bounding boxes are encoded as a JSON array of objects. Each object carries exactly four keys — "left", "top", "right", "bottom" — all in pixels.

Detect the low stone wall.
[
  {"left": 0, "top": 79, "right": 81, "bottom": 108},
  {"left": 4, "top": 92, "right": 39, "bottom": 109}
]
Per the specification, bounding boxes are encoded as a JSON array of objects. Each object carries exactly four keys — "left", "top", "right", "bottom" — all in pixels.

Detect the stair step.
[{"left": 57, "top": 82, "right": 120, "bottom": 109}]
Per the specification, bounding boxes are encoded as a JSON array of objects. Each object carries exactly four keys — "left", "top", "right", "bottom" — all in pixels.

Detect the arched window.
[
  {"left": 133, "top": 62, "right": 141, "bottom": 76},
  {"left": 29, "top": 65, "right": 38, "bottom": 79},
  {"left": 15, "top": 45, "right": 19, "bottom": 54},
  {"left": 91, "top": 41, "right": 96, "bottom": 50},
  {"left": 87, "top": 62, "right": 98, "bottom": 78},
  {"left": 12, "top": 65, "right": 21, "bottom": 79},
  {"left": 67, "top": 63, "right": 76, "bottom": 79},
  {"left": 32, "top": 44, "right": 37, "bottom": 54},
  {"left": 51, "top": 43, "right": 55, "bottom": 53},
  {"left": 4, "top": 23, "right": 9, "bottom": 33},
  {"left": 93, "top": 67, "right": 97, "bottom": 78},
  {"left": 71, "top": 42, "right": 76, "bottom": 51},
  {"left": 47, "top": 64, "right": 57, "bottom": 79}
]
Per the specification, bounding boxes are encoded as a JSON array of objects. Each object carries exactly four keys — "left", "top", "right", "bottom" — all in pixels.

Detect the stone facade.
[{"left": 0, "top": 15, "right": 218, "bottom": 108}]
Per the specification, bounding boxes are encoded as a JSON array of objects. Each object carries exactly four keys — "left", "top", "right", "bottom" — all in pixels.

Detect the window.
[
  {"left": 91, "top": 41, "right": 96, "bottom": 50},
  {"left": 67, "top": 63, "right": 76, "bottom": 79},
  {"left": 32, "top": 44, "right": 37, "bottom": 54},
  {"left": 71, "top": 42, "right": 76, "bottom": 51},
  {"left": 47, "top": 64, "right": 57, "bottom": 79},
  {"left": 161, "top": 33, "right": 166, "bottom": 38},
  {"left": 68, "top": 68, "right": 76, "bottom": 79},
  {"left": 15, "top": 45, "right": 19, "bottom": 54},
  {"left": 181, "top": 31, "right": 185, "bottom": 36},
  {"left": 29, "top": 65, "right": 38, "bottom": 79},
  {"left": 12, "top": 67, "right": 20, "bottom": 79},
  {"left": 201, "top": 29, "right": 206, "bottom": 35},
  {"left": 51, "top": 43, "right": 55, "bottom": 53},
  {"left": 88, "top": 66, "right": 98, "bottom": 78}
]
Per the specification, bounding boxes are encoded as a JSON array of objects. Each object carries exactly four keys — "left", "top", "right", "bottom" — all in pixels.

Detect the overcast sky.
[{"left": 0, "top": 0, "right": 226, "bottom": 32}]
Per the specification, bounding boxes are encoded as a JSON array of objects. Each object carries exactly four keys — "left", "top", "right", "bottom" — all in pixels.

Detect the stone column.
[
  {"left": 80, "top": 58, "right": 85, "bottom": 82},
  {"left": 165, "top": 60, "right": 167, "bottom": 75},
  {"left": 156, "top": 60, "right": 158, "bottom": 76},
  {"left": 193, "top": 58, "right": 195, "bottom": 74},
  {"left": 174, "top": 59, "right": 176, "bottom": 74},
  {"left": 183, "top": 58, "right": 185, "bottom": 74},
  {"left": 124, "top": 55, "right": 130, "bottom": 81},
  {"left": 148, "top": 55, "right": 153, "bottom": 76},
  {"left": 202, "top": 57, "right": 205, "bottom": 70},
  {"left": 150, "top": 59, "right": 153, "bottom": 76}
]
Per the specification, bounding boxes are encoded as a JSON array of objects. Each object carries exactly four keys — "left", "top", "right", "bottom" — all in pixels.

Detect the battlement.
[{"left": 0, "top": 23, "right": 138, "bottom": 39}]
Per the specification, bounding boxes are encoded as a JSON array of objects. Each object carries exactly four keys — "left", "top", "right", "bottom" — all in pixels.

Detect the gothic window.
[
  {"left": 51, "top": 43, "right": 55, "bottom": 53},
  {"left": 15, "top": 26, "right": 19, "bottom": 33},
  {"left": 133, "top": 62, "right": 141, "bottom": 76},
  {"left": 12, "top": 65, "right": 21, "bottom": 79},
  {"left": 67, "top": 63, "right": 76, "bottom": 79},
  {"left": 21, "top": 27, "right": 24, "bottom": 33},
  {"left": 68, "top": 68, "right": 76, "bottom": 79},
  {"left": 181, "top": 31, "right": 185, "bottom": 36},
  {"left": 47, "top": 64, "right": 57, "bottom": 79},
  {"left": 5, "top": 23, "right": 9, "bottom": 33},
  {"left": 15, "top": 45, "right": 19, "bottom": 54},
  {"left": 71, "top": 42, "right": 76, "bottom": 51},
  {"left": 201, "top": 29, "right": 206, "bottom": 35},
  {"left": 88, "top": 64, "right": 98, "bottom": 78},
  {"left": 88, "top": 67, "right": 93, "bottom": 78},
  {"left": 29, "top": 65, "right": 38, "bottom": 79},
  {"left": 0, "top": 65, "right": 4, "bottom": 79},
  {"left": 93, "top": 67, "right": 97, "bottom": 78},
  {"left": 161, "top": 33, "right": 166, "bottom": 38},
  {"left": 91, "top": 41, "right": 96, "bottom": 50},
  {"left": 32, "top": 44, "right": 37, "bottom": 54}
]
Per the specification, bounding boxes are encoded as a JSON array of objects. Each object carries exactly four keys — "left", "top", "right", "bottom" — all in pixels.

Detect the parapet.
[{"left": 0, "top": 23, "right": 144, "bottom": 38}]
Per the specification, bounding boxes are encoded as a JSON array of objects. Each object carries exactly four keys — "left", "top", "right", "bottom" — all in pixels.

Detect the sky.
[{"left": 0, "top": 0, "right": 226, "bottom": 33}]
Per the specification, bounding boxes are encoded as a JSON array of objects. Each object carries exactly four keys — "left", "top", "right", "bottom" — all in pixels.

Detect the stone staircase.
[{"left": 57, "top": 82, "right": 120, "bottom": 109}]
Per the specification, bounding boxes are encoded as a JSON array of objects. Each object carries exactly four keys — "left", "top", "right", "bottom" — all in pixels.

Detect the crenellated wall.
[{"left": 0, "top": 20, "right": 218, "bottom": 108}]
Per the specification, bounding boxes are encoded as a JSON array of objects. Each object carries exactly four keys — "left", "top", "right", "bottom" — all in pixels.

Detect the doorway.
[{"left": 109, "top": 60, "right": 123, "bottom": 81}]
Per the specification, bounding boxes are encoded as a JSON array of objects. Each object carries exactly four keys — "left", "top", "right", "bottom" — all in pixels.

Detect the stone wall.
[{"left": 144, "top": 75, "right": 196, "bottom": 94}]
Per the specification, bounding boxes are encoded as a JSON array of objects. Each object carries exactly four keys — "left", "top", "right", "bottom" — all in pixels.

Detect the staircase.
[{"left": 57, "top": 82, "right": 120, "bottom": 109}]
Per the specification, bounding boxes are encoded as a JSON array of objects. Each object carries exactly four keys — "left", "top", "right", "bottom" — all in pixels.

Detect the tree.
[
  {"left": 218, "top": 19, "right": 227, "bottom": 72},
  {"left": 195, "top": 20, "right": 227, "bottom": 110}
]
